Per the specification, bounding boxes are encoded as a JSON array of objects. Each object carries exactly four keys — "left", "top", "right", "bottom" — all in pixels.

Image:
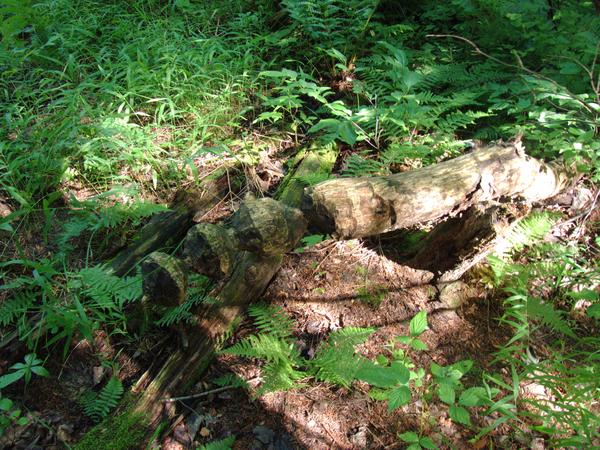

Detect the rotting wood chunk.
[{"left": 142, "top": 251, "right": 188, "bottom": 307}]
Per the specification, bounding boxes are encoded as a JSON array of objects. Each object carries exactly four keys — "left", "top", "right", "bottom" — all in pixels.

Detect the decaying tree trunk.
[
  {"left": 408, "top": 204, "right": 521, "bottom": 282},
  {"left": 109, "top": 167, "right": 237, "bottom": 276},
  {"left": 123, "top": 143, "right": 570, "bottom": 434},
  {"left": 131, "top": 147, "right": 335, "bottom": 422},
  {"left": 302, "top": 144, "right": 570, "bottom": 239}
]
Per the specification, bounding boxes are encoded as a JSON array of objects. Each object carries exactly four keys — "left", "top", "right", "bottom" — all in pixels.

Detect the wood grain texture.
[{"left": 302, "top": 145, "right": 569, "bottom": 239}]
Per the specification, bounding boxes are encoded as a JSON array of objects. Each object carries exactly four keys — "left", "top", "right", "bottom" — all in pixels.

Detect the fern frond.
[
  {"left": 212, "top": 373, "right": 248, "bottom": 389},
  {"left": 296, "top": 172, "right": 331, "bottom": 186},
  {"left": 247, "top": 305, "right": 295, "bottom": 340},
  {"left": 77, "top": 265, "right": 142, "bottom": 309},
  {"left": 342, "top": 153, "right": 384, "bottom": 177},
  {"left": 81, "top": 377, "right": 123, "bottom": 422},
  {"left": 327, "top": 327, "right": 375, "bottom": 348},
  {"left": 223, "top": 334, "right": 301, "bottom": 365},
  {"left": 492, "top": 212, "right": 559, "bottom": 278},
  {"left": 0, "top": 291, "right": 35, "bottom": 327},
  {"left": 527, "top": 297, "right": 575, "bottom": 337},
  {"left": 199, "top": 436, "right": 235, "bottom": 450},
  {"left": 156, "top": 293, "right": 207, "bottom": 327},
  {"left": 258, "top": 359, "right": 305, "bottom": 394},
  {"left": 310, "top": 327, "right": 374, "bottom": 387}
]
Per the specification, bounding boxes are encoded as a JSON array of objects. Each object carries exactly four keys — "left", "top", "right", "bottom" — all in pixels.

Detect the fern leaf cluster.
[
  {"left": 247, "top": 304, "right": 295, "bottom": 340},
  {"left": 0, "top": 291, "right": 35, "bottom": 327},
  {"left": 58, "top": 198, "right": 167, "bottom": 249},
  {"left": 282, "top": 0, "right": 377, "bottom": 49},
  {"left": 310, "top": 327, "right": 374, "bottom": 387},
  {"left": 223, "top": 305, "right": 375, "bottom": 394},
  {"left": 198, "top": 436, "right": 235, "bottom": 450},
  {"left": 156, "top": 274, "right": 212, "bottom": 327},
  {"left": 76, "top": 266, "right": 142, "bottom": 309},
  {"left": 80, "top": 377, "right": 124, "bottom": 422}
]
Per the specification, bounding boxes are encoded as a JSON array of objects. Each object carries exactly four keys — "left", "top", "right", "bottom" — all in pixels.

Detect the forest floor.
[
  {"left": 1, "top": 1, "right": 599, "bottom": 449},
  {"left": 1, "top": 161, "right": 596, "bottom": 450}
]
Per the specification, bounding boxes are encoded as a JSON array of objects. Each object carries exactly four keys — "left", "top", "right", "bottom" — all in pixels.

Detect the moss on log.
[{"left": 182, "top": 223, "right": 237, "bottom": 278}]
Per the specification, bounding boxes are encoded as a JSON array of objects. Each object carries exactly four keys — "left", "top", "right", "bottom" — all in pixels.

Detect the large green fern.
[
  {"left": 80, "top": 377, "right": 124, "bottom": 422},
  {"left": 223, "top": 306, "right": 375, "bottom": 394},
  {"left": 247, "top": 304, "right": 295, "bottom": 340},
  {"left": 309, "top": 327, "right": 374, "bottom": 387}
]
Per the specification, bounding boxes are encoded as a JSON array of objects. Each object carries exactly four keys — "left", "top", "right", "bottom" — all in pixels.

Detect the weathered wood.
[
  {"left": 230, "top": 196, "right": 307, "bottom": 255},
  {"left": 408, "top": 205, "right": 519, "bottom": 282},
  {"left": 130, "top": 147, "right": 335, "bottom": 424},
  {"left": 108, "top": 169, "right": 236, "bottom": 276},
  {"left": 302, "top": 144, "right": 569, "bottom": 239},
  {"left": 182, "top": 223, "right": 237, "bottom": 278},
  {"left": 276, "top": 142, "right": 338, "bottom": 207},
  {"left": 133, "top": 251, "right": 284, "bottom": 417},
  {"left": 141, "top": 252, "right": 188, "bottom": 307}
]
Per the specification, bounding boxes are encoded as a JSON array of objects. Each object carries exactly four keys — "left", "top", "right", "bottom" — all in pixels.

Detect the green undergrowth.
[{"left": 1, "top": 0, "right": 599, "bottom": 447}]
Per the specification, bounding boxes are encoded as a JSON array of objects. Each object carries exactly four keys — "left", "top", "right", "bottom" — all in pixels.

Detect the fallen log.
[
  {"left": 109, "top": 167, "right": 237, "bottom": 276},
  {"left": 302, "top": 144, "right": 570, "bottom": 239},
  {"left": 131, "top": 146, "right": 335, "bottom": 423}
]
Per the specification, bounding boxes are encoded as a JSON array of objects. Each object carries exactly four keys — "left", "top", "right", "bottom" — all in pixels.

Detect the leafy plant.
[
  {"left": 198, "top": 435, "right": 235, "bottom": 450},
  {"left": 0, "top": 353, "right": 49, "bottom": 390},
  {"left": 223, "top": 305, "right": 374, "bottom": 394},
  {"left": 397, "top": 431, "right": 437, "bottom": 450},
  {"left": 80, "top": 376, "right": 124, "bottom": 422},
  {"left": 0, "top": 396, "right": 28, "bottom": 437},
  {"left": 222, "top": 305, "right": 305, "bottom": 394},
  {"left": 156, "top": 274, "right": 212, "bottom": 327}
]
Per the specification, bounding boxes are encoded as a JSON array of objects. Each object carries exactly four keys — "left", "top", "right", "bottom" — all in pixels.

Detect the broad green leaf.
[
  {"left": 410, "top": 339, "right": 428, "bottom": 351},
  {"left": 587, "top": 304, "right": 600, "bottom": 319},
  {"left": 447, "top": 360, "right": 472, "bottom": 379},
  {"left": 357, "top": 361, "right": 409, "bottom": 387},
  {"left": 376, "top": 354, "right": 388, "bottom": 366},
  {"left": 397, "top": 431, "right": 419, "bottom": 443},
  {"left": 31, "top": 366, "right": 49, "bottom": 377},
  {"left": 568, "top": 289, "right": 599, "bottom": 301},
  {"left": 449, "top": 405, "right": 471, "bottom": 426},
  {"left": 0, "top": 371, "right": 23, "bottom": 389},
  {"left": 0, "top": 398, "right": 12, "bottom": 411},
  {"left": 388, "top": 386, "right": 411, "bottom": 411},
  {"left": 459, "top": 387, "right": 487, "bottom": 407},
  {"left": 430, "top": 362, "right": 443, "bottom": 378},
  {"left": 420, "top": 436, "right": 437, "bottom": 449},
  {"left": 438, "top": 384, "right": 455, "bottom": 405},
  {"left": 559, "top": 62, "right": 580, "bottom": 75},
  {"left": 409, "top": 311, "right": 428, "bottom": 337},
  {"left": 337, "top": 121, "right": 357, "bottom": 145},
  {"left": 0, "top": 221, "right": 13, "bottom": 232},
  {"left": 16, "top": 416, "right": 29, "bottom": 426},
  {"left": 407, "top": 444, "right": 421, "bottom": 450}
]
